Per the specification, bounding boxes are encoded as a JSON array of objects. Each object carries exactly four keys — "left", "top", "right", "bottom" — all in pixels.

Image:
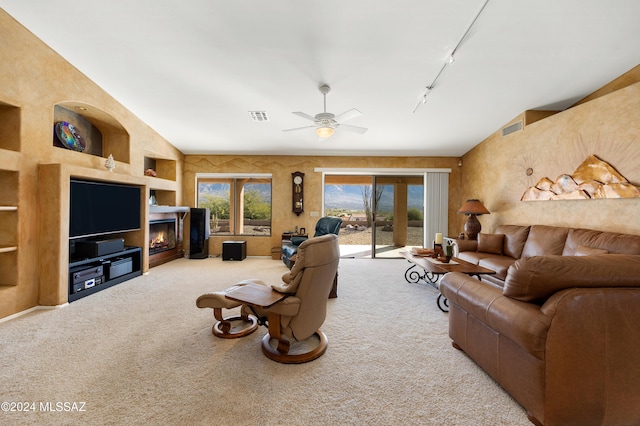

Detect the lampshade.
[
  {"left": 457, "top": 199, "right": 490, "bottom": 215},
  {"left": 316, "top": 126, "right": 334, "bottom": 138}
]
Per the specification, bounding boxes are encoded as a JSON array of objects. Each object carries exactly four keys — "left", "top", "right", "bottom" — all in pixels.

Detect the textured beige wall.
[
  {"left": 183, "top": 155, "right": 461, "bottom": 256},
  {"left": 461, "top": 80, "right": 640, "bottom": 235},
  {"left": 0, "top": 10, "right": 183, "bottom": 317}
]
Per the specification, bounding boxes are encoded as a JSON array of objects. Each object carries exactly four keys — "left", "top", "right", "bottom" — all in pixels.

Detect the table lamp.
[{"left": 457, "top": 199, "right": 490, "bottom": 240}]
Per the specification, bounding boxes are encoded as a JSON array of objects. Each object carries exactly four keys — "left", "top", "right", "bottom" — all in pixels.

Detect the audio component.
[
  {"left": 107, "top": 257, "right": 133, "bottom": 280},
  {"left": 75, "top": 238, "right": 125, "bottom": 258}
]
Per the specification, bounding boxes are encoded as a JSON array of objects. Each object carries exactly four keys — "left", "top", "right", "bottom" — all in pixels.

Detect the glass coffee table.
[{"left": 400, "top": 250, "right": 495, "bottom": 312}]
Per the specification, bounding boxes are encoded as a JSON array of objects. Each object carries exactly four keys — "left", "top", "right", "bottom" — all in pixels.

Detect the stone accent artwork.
[{"left": 521, "top": 155, "right": 640, "bottom": 201}]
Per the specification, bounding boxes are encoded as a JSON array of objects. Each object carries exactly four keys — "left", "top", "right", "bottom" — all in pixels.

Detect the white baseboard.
[{"left": 0, "top": 303, "right": 69, "bottom": 324}]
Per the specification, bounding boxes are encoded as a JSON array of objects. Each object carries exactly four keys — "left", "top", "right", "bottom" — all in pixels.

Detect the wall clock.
[{"left": 292, "top": 171, "right": 304, "bottom": 216}]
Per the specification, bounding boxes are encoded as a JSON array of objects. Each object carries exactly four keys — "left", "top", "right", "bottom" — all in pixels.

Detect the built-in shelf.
[
  {"left": 0, "top": 169, "right": 19, "bottom": 287},
  {"left": 0, "top": 102, "right": 20, "bottom": 152},
  {"left": 0, "top": 101, "right": 21, "bottom": 288},
  {"left": 144, "top": 156, "right": 177, "bottom": 181},
  {"left": 149, "top": 189, "right": 177, "bottom": 206},
  {"left": 0, "top": 170, "right": 19, "bottom": 206},
  {"left": 0, "top": 249, "right": 18, "bottom": 287}
]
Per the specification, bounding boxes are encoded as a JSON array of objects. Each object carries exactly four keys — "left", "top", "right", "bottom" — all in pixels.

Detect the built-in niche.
[
  {"left": 144, "top": 155, "right": 177, "bottom": 181},
  {"left": 0, "top": 100, "right": 20, "bottom": 289},
  {"left": 0, "top": 101, "right": 20, "bottom": 152},
  {"left": 144, "top": 155, "right": 178, "bottom": 206},
  {"left": 0, "top": 169, "right": 19, "bottom": 287},
  {"left": 149, "top": 189, "right": 177, "bottom": 206},
  {"left": 52, "top": 102, "right": 130, "bottom": 163},
  {"left": 53, "top": 105, "right": 103, "bottom": 156}
]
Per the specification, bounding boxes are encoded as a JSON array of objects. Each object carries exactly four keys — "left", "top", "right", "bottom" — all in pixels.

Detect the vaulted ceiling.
[{"left": 2, "top": 1, "right": 639, "bottom": 156}]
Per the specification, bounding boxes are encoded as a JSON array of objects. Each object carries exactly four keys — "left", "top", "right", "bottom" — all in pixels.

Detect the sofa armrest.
[
  {"left": 539, "top": 287, "right": 640, "bottom": 424},
  {"left": 441, "top": 272, "right": 551, "bottom": 358}
]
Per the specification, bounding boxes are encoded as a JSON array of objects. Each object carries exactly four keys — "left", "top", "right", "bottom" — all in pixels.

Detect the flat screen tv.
[{"left": 69, "top": 179, "right": 141, "bottom": 239}]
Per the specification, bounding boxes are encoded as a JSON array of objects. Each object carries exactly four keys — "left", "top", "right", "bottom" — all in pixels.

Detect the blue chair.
[{"left": 282, "top": 216, "right": 342, "bottom": 269}]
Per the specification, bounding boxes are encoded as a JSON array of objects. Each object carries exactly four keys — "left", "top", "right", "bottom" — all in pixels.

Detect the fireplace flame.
[
  {"left": 149, "top": 219, "right": 177, "bottom": 255},
  {"left": 150, "top": 231, "right": 169, "bottom": 249}
]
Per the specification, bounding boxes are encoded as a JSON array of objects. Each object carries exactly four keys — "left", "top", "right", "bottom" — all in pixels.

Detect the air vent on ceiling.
[
  {"left": 502, "top": 121, "right": 523, "bottom": 136},
  {"left": 249, "top": 111, "right": 269, "bottom": 122}
]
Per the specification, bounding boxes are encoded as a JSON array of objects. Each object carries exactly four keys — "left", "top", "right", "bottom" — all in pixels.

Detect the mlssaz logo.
[{"left": 39, "top": 401, "right": 87, "bottom": 412}]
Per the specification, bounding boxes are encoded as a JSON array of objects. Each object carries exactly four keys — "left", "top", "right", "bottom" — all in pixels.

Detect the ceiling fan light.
[{"left": 316, "top": 126, "right": 334, "bottom": 138}]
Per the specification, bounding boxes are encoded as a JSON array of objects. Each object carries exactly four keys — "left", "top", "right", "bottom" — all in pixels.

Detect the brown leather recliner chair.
[{"left": 197, "top": 234, "right": 340, "bottom": 363}]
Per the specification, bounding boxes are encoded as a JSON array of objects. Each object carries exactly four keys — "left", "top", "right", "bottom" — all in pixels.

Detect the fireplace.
[
  {"left": 149, "top": 219, "right": 176, "bottom": 255},
  {"left": 148, "top": 206, "right": 189, "bottom": 268}
]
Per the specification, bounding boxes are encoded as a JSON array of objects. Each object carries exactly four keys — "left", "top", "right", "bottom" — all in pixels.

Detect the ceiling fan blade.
[
  {"left": 334, "top": 108, "right": 362, "bottom": 123},
  {"left": 338, "top": 123, "right": 368, "bottom": 134},
  {"left": 292, "top": 111, "right": 317, "bottom": 122},
  {"left": 282, "top": 125, "right": 316, "bottom": 132}
]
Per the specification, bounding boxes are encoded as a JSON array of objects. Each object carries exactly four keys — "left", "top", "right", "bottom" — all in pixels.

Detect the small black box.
[
  {"left": 222, "top": 240, "right": 246, "bottom": 261},
  {"left": 108, "top": 257, "right": 133, "bottom": 279},
  {"left": 75, "top": 238, "right": 125, "bottom": 258}
]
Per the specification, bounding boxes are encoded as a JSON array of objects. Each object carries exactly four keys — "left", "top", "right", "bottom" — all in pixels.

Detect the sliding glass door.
[
  {"left": 372, "top": 176, "right": 424, "bottom": 258},
  {"left": 323, "top": 175, "right": 373, "bottom": 258},
  {"left": 323, "top": 172, "right": 436, "bottom": 258}
]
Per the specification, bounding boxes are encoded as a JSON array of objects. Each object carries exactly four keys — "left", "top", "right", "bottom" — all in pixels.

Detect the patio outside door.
[{"left": 372, "top": 176, "right": 424, "bottom": 258}]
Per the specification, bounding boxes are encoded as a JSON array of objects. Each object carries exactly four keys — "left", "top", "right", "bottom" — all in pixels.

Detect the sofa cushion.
[
  {"left": 455, "top": 239, "right": 478, "bottom": 253},
  {"left": 575, "top": 245, "right": 608, "bottom": 256},
  {"left": 503, "top": 254, "right": 640, "bottom": 304},
  {"left": 456, "top": 251, "right": 494, "bottom": 265},
  {"left": 478, "top": 255, "right": 517, "bottom": 281},
  {"left": 495, "top": 225, "right": 530, "bottom": 259},
  {"left": 562, "top": 228, "right": 640, "bottom": 255},
  {"left": 520, "top": 225, "right": 569, "bottom": 258},
  {"left": 477, "top": 233, "right": 504, "bottom": 255}
]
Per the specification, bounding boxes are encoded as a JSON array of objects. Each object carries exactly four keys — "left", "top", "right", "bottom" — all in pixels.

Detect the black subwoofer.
[
  {"left": 222, "top": 240, "right": 246, "bottom": 261},
  {"left": 189, "top": 208, "right": 209, "bottom": 259}
]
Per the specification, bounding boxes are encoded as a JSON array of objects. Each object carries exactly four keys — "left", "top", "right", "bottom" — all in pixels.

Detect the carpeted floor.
[{"left": 0, "top": 257, "right": 529, "bottom": 425}]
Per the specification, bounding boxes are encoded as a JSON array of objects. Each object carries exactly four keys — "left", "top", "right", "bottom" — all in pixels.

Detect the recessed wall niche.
[
  {"left": 52, "top": 102, "right": 131, "bottom": 163},
  {"left": 144, "top": 155, "right": 177, "bottom": 181},
  {"left": 0, "top": 101, "right": 20, "bottom": 152},
  {"left": 53, "top": 105, "right": 103, "bottom": 156},
  {"left": 0, "top": 169, "right": 19, "bottom": 287}
]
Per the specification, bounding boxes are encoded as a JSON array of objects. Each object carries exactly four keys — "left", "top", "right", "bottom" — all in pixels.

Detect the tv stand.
[{"left": 68, "top": 246, "right": 142, "bottom": 302}]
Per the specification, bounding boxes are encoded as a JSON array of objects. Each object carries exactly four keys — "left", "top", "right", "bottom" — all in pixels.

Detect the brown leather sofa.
[
  {"left": 440, "top": 225, "right": 640, "bottom": 425},
  {"left": 454, "top": 224, "right": 640, "bottom": 287}
]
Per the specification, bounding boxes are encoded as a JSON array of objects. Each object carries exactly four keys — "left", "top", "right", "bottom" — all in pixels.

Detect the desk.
[{"left": 400, "top": 250, "right": 495, "bottom": 312}]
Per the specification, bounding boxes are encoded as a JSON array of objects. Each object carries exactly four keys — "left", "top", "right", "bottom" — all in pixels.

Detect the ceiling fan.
[{"left": 283, "top": 84, "right": 367, "bottom": 138}]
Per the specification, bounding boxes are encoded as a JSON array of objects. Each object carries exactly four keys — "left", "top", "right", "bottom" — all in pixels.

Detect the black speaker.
[{"left": 189, "top": 208, "right": 209, "bottom": 259}]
